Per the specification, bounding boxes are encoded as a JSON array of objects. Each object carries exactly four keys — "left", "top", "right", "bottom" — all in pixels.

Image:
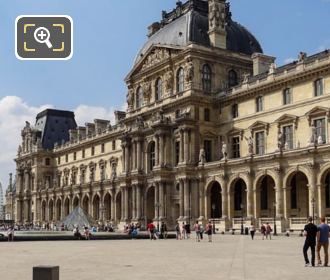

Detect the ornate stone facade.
[{"left": 5, "top": 0, "right": 330, "bottom": 231}]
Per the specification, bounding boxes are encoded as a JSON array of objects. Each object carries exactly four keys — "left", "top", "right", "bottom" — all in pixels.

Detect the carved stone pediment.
[
  {"left": 249, "top": 121, "right": 270, "bottom": 134},
  {"left": 141, "top": 48, "right": 170, "bottom": 70},
  {"left": 227, "top": 127, "right": 244, "bottom": 139},
  {"left": 275, "top": 114, "right": 299, "bottom": 128},
  {"left": 305, "top": 106, "right": 330, "bottom": 124}
]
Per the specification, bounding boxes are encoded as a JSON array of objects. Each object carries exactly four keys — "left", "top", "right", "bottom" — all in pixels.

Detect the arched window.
[
  {"left": 155, "top": 78, "right": 163, "bottom": 101},
  {"left": 148, "top": 141, "right": 156, "bottom": 171},
  {"left": 136, "top": 87, "right": 143, "bottom": 109},
  {"left": 177, "top": 67, "right": 185, "bottom": 92},
  {"left": 202, "top": 64, "right": 212, "bottom": 92},
  {"left": 228, "top": 70, "right": 238, "bottom": 87}
]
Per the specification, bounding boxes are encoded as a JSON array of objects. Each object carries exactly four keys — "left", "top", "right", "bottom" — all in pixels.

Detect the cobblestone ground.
[{"left": 0, "top": 234, "right": 329, "bottom": 280}]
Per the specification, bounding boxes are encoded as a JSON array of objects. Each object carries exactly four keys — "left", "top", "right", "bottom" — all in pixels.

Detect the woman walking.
[
  {"left": 250, "top": 223, "right": 256, "bottom": 240},
  {"left": 206, "top": 220, "right": 213, "bottom": 242}
]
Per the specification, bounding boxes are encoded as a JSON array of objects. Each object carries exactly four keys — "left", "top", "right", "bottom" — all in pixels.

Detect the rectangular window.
[
  {"left": 175, "top": 141, "right": 180, "bottom": 166},
  {"left": 283, "top": 125, "right": 294, "bottom": 149},
  {"left": 82, "top": 149, "right": 85, "bottom": 159},
  {"left": 283, "top": 88, "right": 292, "bottom": 105},
  {"left": 57, "top": 157, "right": 61, "bottom": 165},
  {"left": 73, "top": 152, "right": 77, "bottom": 161},
  {"left": 232, "top": 137, "right": 240, "bottom": 158},
  {"left": 255, "top": 131, "right": 265, "bottom": 155},
  {"left": 232, "top": 104, "right": 238, "bottom": 118},
  {"left": 314, "top": 79, "right": 323, "bottom": 97},
  {"left": 101, "top": 143, "right": 105, "bottom": 153},
  {"left": 204, "top": 140, "right": 212, "bottom": 162},
  {"left": 112, "top": 140, "right": 116, "bottom": 151},
  {"left": 65, "top": 154, "right": 68, "bottom": 163},
  {"left": 256, "top": 96, "right": 263, "bottom": 112},
  {"left": 81, "top": 170, "right": 85, "bottom": 184},
  {"left": 204, "top": 108, "right": 210, "bottom": 122},
  {"left": 91, "top": 146, "right": 95, "bottom": 156},
  {"left": 314, "top": 118, "right": 326, "bottom": 143}
]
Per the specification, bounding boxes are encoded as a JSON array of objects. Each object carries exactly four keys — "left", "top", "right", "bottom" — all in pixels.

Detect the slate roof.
[
  {"left": 35, "top": 109, "right": 77, "bottom": 150},
  {"left": 134, "top": 0, "right": 262, "bottom": 65}
]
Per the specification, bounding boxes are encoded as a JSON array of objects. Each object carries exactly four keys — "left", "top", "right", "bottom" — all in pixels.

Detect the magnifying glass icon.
[{"left": 34, "top": 27, "right": 53, "bottom": 49}]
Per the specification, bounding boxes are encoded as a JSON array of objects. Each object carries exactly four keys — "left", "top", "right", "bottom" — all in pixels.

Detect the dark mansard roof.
[
  {"left": 35, "top": 109, "right": 77, "bottom": 150},
  {"left": 134, "top": 0, "right": 262, "bottom": 65}
]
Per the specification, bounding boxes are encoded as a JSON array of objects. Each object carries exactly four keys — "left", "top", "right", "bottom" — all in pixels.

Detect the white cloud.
[{"left": 0, "top": 96, "right": 123, "bottom": 192}]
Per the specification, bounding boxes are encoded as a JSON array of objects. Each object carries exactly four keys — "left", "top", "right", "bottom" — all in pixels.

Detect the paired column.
[
  {"left": 159, "top": 182, "right": 165, "bottom": 219},
  {"left": 124, "top": 187, "right": 129, "bottom": 220},
  {"left": 136, "top": 139, "right": 142, "bottom": 171},
  {"left": 183, "top": 179, "right": 190, "bottom": 219},
  {"left": 246, "top": 173, "right": 253, "bottom": 218},
  {"left": 132, "top": 185, "right": 136, "bottom": 220},
  {"left": 221, "top": 181, "right": 228, "bottom": 219},
  {"left": 110, "top": 189, "right": 115, "bottom": 221},
  {"left": 179, "top": 180, "right": 184, "bottom": 219},
  {"left": 132, "top": 141, "right": 137, "bottom": 171},
  {"left": 136, "top": 185, "right": 142, "bottom": 220},
  {"left": 274, "top": 168, "right": 284, "bottom": 218},
  {"left": 198, "top": 179, "right": 205, "bottom": 219},
  {"left": 179, "top": 130, "right": 184, "bottom": 163},
  {"left": 308, "top": 165, "right": 317, "bottom": 217},
  {"left": 183, "top": 129, "right": 190, "bottom": 163},
  {"left": 154, "top": 183, "right": 159, "bottom": 219}
]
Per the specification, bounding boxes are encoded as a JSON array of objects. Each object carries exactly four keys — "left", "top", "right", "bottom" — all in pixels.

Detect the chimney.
[
  {"left": 208, "top": 0, "right": 227, "bottom": 49},
  {"left": 147, "top": 22, "right": 161, "bottom": 38},
  {"left": 251, "top": 53, "right": 276, "bottom": 76}
]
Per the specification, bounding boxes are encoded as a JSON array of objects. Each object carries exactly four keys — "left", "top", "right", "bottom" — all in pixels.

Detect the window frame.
[
  {"left": 313, "top": 117, "right": 326, "bottom": 144},
  {"left": 256, "top": 96, "right": 264, "bottom": 113},
  {"left": 255, "top": 131, "right": 265, "bottom": 155},
  {"left": 202, "top": 64, "right": 212, "bottom": 92},
  {"left": 136, "top": 87, "right": 143, "bottom": 109},
  {"left": 231, "top": 136, "right": 240, "bottom": 159},
  {"left": 314, "top": 78, "right": 324, "bottom": 97},
  {"left": 204, "top": 108, "right": 210, "bottom": 122},
  {"left": 232, "top": 103, "right": 239, "bottom": 119},
  {"left": 282, "top": 125, "right": 294, "bottom": 150},
  {"left": 283, "top": 88, "right": 292, "bottom": 105},
  {"left": 177, "top": 67, "right": 185, "bottom": 93},
  {"left": 155, "top": 78, "right": 163, "bottom": 101}
]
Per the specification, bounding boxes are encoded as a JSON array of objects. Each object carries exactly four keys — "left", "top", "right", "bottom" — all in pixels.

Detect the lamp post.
[
  {"left": 273, "top": 202, "right": 277, "bottom": 236},
  {"left": 211, "top": 204, "right": 216, "bottom": 234},
  {"left": 155, "top": 202, "right": 161, "bottom": 232},
  {"left": 311, "top": 198, "right": 316, "bottom": 224},
  {"left": 240, "top": 203, "right": 244, "bottom": 235}
]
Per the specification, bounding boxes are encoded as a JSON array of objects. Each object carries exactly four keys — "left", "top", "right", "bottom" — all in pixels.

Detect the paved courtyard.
[{"left": 0, "top": 234, "right": 329, "bottom": 280}]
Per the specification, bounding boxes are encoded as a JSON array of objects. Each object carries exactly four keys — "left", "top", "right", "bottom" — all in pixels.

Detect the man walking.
[
  {"left": 317, "top": 217, "right": 330, "bottom": 266},
  {"left": 303, "top": 217, "right": 317, "bottom": 267}
]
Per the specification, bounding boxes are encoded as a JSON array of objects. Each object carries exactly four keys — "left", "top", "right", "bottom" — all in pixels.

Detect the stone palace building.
[{"left": 5, "top": 0, "right": 330, "bottom": 231}]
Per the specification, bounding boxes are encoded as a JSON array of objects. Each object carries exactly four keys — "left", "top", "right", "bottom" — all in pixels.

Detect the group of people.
[
  {"left": 146, "top": 221, "right": 168, "bottom": 240},
  {"left": 73, "top": 226, "right": 92, "bottom": 240},
  {"left": 303, "top": 217, "right": 330, "bottom": 267}
]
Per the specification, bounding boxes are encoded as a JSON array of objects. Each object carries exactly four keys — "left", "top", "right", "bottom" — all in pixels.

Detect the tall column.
[
  {"left": 154, "top": 183, "right": 159, "bottom": 219},
  {"left": 136, "top": 185, "right": 142, "bottom": 220},
  {"left": 221, "top": 180, "right": 228, "bottom": 218},
  {"left": 198, "top": 179, "right": 205, "bottom": 220},
  {"left": 308, "top": 164, "right": 317, "bottom": 217},
  {"left": 274, "top": 168, "right": 284, "bottom": 217},
  {"left": 184, "top": 179, "right": 190, "bottom": 219},
  {"left": 180, "top": 129, "right": 184, "bottom": 163},
  {"left": 121, "top": 144, "right": 126, "bottom": 172},
  {"left": 318, "top": 184, "right": 325, "bottom": 218},
  {"left": 120, "top": 188, "right": 125, "bottom": 221},
  {"left": 283, "top": 186, "right": 291, "bottom": 220},
  {"left": 183, "top": 129, "right": 189, "bottom": 163},
  {"left": 124, "top": 187, "right": 129, "bottom": 220},
  {"left": 24, "top": 170, "right": 30, "bottom": 191},
  {"left": 137, "top": 140, "right": 142, "bottom": 171},
  {"left": 132, "top": 185, "right": 136, "bottom": 220},
  {"left": 132, "top": 141, "right": 136, "bottom": 171},
  {"left": 159, "top": 134, "right": 164, "bottom": 167},
  {"left": 125, "top": 146, "right": 130, "bottom": 173},
  {"left": 159, "top": 182, "right": 165, "bottom": 219},
  {"left": 246, "top": 172, "right": 253, "bottom": 218},
  {"left": 155, "top": 135, "right": 159, "bottom": 167},
  {"left": 110, "top": 189, "right": 115, "bottom": 221}
]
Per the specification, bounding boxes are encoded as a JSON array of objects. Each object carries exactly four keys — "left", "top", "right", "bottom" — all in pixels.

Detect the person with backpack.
[
  {"left": 175, "top": 222, "right": 181, "bottom": 240},
  {"left": 194, "top": 221, "right": 201, "bottom": 242},
  {"left": 206, "top": 220, "right": 213, "bottom": 242},
  {"left": 266, "top": 223, "right": 272, "bottom": 240}
]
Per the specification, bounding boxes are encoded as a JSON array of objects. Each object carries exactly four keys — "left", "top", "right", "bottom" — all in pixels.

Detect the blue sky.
[{"left": 0, "top": 0, "right": 329, "bottom": 188}]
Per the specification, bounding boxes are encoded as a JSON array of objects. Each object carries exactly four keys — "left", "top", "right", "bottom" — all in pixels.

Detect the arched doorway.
[
  {"left": 64, "top": 198, "right": 70, "bottom": 217},
  {"left": 48, "top": 200, "right": 54, "bottom": 221},
  {"left": 146, "top": 187, "right": 155, "bottom": 223},
  {"left": 82, "top": 196, "right": 89, "bottom": 214},
  {"left": 56, "top": 199, "right": 62, "bottom": 221},
  {"left": 289, "top": 172, "right": 309, "bottom": 218},
  {"left": 73, "top": 196, "right": 79, "bottom": 209},
  {"left": 115, "top": 192, "right": 121, "bottom": 223},
  {"left": 209, "top": 182, "right": 222, "bottom": 219},
  {"left": 232, "top": 179, "right": 247, "bottom": 218},
  {"left": 41, "top": 201, "right": 46, "bottom": 221},
  {"left": 256, "top": 175, "right": 276, "bottom": 218},
  {"left": 93, "top": 195, "right": 100, "bottom": 220},
  {"left": 104, "top": 193, "right": 111, "bottom": 221}
]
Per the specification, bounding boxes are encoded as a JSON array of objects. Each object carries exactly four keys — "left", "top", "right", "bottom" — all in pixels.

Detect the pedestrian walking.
[
  {"left": 206, "top": 220, "right": 213, "bottom": 242},
  {"left": 181, "top": 222, "right": 186, "bottom": 239},
  {"left": 260, "top": 224, "right": 266, "bottom": 240},
  {"left": 250, "top": 223, "right": 256, "bottom": 240},
  {"left": 194, "top": 221, "right": 201, "bottom": 242},
  {"left": 147, "top": 222, "right": 156, "bottom": 240},
  {"left": 160, "top": 222, "right": 168, "bottom": 239},
  {"left": 185, "top": 222, "right": 191, "bottom": 239},
  {"left": 266, "top": 223, "right": 272, "bottom": 240},
  {"left": 316, "top": 217, "right": 330, "bottom": 266},
  {"left": 175, "top": 222, "right": 181, "bottom": 240},
  {"left": 303, "top": 217, "right": 318, "bottom": 267},
  {"left": 199, "top": 224, "right": 204, "bottom": 240},
  {"left": 7, "top": 226, "right": 14, "bottom": 242}
]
